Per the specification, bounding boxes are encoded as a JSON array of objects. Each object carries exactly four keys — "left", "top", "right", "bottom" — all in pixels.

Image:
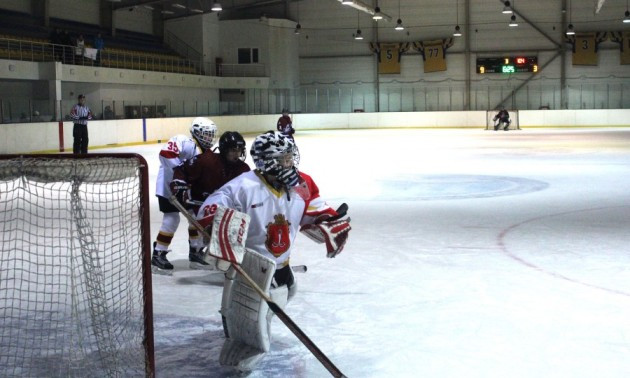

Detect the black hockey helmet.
[{"left": 219, "top": 131, "right": 246, "bottom": 161}]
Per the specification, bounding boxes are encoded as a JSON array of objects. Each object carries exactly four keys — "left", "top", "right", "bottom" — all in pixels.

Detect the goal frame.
[
  {"left": 0, "top": 153, "right": 155, "bottom": 377},
  {"left": 485, "top": 109, "right": 520, "bottom": 130}
]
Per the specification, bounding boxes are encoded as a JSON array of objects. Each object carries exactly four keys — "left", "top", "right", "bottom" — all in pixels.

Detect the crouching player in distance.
[
  {"left": 152, "top": 117, "right": 217, "bottom": 273},
  {"left": 170, "top": 131, "right": 250, "bottom": 269},
  {"left": 196, "top": 131, "right": 351, "bottom": 372},
  {"left": 493, "top": 107, "right": 511, "bottom": 131}
]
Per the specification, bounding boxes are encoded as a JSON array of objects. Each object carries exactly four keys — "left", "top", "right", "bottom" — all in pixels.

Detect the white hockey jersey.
[
  {"left": 155, "top": 134, "right": 199, "bottom": 198},
  {"left": 197, "top": 170, "right": 336, "bottom": 266}
]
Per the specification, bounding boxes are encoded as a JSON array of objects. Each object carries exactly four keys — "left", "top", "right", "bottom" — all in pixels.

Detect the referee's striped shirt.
[{"left": 70, "top": 104, "right": 92, "bottom": 125}]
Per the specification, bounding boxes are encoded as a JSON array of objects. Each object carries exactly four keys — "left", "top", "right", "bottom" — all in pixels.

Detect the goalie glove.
[
  {"left": 170, "top": 179, "right": 191, "bottom": 206},
  {"left": 300, "top": 217, "right": 351, "bottom": 258}
]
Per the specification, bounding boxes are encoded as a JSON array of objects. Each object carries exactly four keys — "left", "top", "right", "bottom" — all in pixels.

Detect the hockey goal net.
[
  {"left": 485, "top": 109, "right": 520, "bottom": 130},
  {"left": 0, "top": 154, "right": 154, "bottom": 377}
]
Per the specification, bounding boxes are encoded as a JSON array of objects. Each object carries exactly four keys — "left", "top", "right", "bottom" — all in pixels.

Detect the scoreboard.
[{"left": 476, "top": 56, "right": 538, "bottom": 74}]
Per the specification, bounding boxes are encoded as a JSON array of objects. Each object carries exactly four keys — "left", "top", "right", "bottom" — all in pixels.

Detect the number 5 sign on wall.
[{"left": 369, "top": 43, "right": 411, "bottom": 74}]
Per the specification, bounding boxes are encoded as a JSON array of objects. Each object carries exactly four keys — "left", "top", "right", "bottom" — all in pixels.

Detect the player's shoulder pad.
[{"left": 298, "top": 172, "right": 320, "bottom": 198}]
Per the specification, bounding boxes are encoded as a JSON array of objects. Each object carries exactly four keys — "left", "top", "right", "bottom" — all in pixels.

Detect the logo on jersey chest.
[{"left": 265, "top": 214, "right": 291, "bottom": 256}]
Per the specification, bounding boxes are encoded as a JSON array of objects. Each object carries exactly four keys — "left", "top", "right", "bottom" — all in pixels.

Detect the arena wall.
[{"left": 1, "top": 110, "right": 629, "bottom": 154}]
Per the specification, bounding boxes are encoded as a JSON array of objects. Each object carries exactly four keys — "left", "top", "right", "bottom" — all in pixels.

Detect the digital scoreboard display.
[{"left": 476, "top": 56, "right": 538, "bottom": 74}]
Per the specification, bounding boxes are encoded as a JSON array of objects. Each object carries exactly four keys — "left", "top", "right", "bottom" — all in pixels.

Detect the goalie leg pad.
[{"left": 220, "top": 249, "right": 276, "bottom": 370}]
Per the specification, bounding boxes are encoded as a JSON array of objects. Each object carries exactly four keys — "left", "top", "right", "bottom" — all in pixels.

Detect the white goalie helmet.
[
  {"left": 250, "top": 131, "right": 300, "bottom": 187},
  {"left": 190, "top": 117, "right": 217, "bottom": 150}
]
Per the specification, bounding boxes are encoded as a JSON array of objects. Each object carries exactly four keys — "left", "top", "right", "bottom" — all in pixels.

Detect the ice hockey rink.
[{"left": 101, "top": 127, "right": 630, "bottom": 378}]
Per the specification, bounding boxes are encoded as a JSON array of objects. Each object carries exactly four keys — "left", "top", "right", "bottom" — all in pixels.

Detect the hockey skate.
[
  {"left": 189, "top": 243, "right": 214, "bottom": 270},
  {"left": 152, "top": 242, "right": 174, "bottom": 275}
]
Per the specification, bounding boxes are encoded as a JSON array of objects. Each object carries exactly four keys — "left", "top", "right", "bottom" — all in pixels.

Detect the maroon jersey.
[
  {"left": 277, "top": 115, "right": 294, "bottom": 136},
  {"left": 173, "top": 151, "right": 250, "bottom": 203}
]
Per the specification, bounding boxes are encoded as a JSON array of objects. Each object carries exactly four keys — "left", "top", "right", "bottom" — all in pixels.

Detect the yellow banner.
[
  {"left": 572, "top": 33, "right": 597, "bottom": 65},
  {"left": 378, "top": 43, "right": 401, "bottom": 74}
]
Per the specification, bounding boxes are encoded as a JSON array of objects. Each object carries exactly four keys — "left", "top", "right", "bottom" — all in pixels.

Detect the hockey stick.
[
  {"left": 169, "top": 196, "right": 346, "bottom": 378},
  {"left": 327, "top": 203, "right": 348, "bottom": 222}
]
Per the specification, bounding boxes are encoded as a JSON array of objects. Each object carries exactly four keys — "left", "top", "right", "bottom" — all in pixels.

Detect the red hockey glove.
[{"left": 300, "top": 217, "right": 351, "bottom": 258}]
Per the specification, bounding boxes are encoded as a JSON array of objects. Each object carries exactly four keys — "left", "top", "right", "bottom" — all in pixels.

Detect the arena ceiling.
[{"left": 110, "top": 0, "right": 296, "bottom": 21}]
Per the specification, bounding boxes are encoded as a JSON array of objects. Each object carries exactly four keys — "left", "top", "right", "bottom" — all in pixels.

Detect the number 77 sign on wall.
[{"left": 413, "top": 38, "right": 454, "bottom": 73}]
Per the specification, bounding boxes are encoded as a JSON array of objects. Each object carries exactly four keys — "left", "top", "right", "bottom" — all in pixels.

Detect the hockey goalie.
[
  {"left": 493, "top": 107, "right": 511, "bottom": 131},
  {"left": 195, "top": 131, "right": 351, "bottom": 372}
]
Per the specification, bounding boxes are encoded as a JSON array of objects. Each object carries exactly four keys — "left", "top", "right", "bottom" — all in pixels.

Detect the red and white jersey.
[
  {"left": 156, "top": 134, "right": 199, "bottom": 198},
  {"left": 197, "top": 170, "right": 336, "bottom": 266}
]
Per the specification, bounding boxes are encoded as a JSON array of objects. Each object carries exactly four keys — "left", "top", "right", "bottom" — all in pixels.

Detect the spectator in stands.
[
  {"left": 142, "top": 106, "right": 152, "bottom": 118},
  {"left": 69, "top": 94, "right": 93, "bottom": 154},
  {"left": 32, "top": 111, "right": 43, "bottom": 122},
  {"left": 75, "top": 34, "right": 85, "bottom": 62},
  {"left": 20, "top": 112, "right": 28, "bottom": 122},
  {"left": 93, "top": 33, "right": 104, "bottom": 66},
  {"left": 103, "top": 105, "right": 114, "bottom": 119}
]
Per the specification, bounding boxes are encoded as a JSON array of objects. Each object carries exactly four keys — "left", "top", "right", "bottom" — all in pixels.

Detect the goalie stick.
[{"left": 169, "top": 196, "right": 346, "bottom": 378}]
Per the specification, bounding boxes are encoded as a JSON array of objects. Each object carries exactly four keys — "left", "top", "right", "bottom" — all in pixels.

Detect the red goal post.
[
  {"left": 485, "top": 109, "right": 520, "bottom": 130},
  {"left": 0, "top": 154, "right": 154, "bottom": 377}
]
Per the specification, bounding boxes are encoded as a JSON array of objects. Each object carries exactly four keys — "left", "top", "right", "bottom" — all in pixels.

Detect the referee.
[{"left": 69, "top": 94, "right": 93, "bottom": 154}]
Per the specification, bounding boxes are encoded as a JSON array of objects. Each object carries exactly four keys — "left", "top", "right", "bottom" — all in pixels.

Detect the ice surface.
[{"left": 101, "top": 128, "right": 630, "bottom": 378}]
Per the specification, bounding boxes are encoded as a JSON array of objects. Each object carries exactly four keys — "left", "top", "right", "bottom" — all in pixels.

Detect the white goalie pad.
[
  {"left": 202, "top": 205, "right": 250, "bottom": 265},
  {"left": 220, "top": 249, "right": 281, "bottom": 371}
]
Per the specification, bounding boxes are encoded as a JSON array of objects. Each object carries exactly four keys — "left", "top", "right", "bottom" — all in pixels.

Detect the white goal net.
[
  {"left": 0, "top": 154, "right": 154, "bottom": 377},
  {"left": 485, "top": 109, "right": 520, "bottom": 130}
]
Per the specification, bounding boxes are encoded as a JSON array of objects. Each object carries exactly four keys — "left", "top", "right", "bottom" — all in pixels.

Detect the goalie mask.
[
  {"left": 190, "top": 117, "right": 217, "bottom": 151},
  {"left": 219, "top": 131, "right": 246, "bottom": 163},
  {"left": 250, "top": 131, "right": 299, "bottom": 187}
]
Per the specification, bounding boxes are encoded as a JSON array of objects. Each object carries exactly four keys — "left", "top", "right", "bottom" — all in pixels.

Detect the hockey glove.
[
  {"left": 170, "top": 179, "right": 191, "bottom": 206},
  {"left": 300, "top": 217, "right": 351, "bottom": 258}
]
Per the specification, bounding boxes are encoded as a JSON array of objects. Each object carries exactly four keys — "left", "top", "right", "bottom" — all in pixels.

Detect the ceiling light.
[
  {"left": 395, "top": 19, "right": 404, "bottom": 30},
  {"left": 454, "top": 0, "right": 461, "bottom": 37},
  {"left": 211, "top": 3, "right": 222, "bottom": 11},
  {"left": 172, "top": 3, "right": 186, "bottom": 9},
  {"left": 373, "top": 6, "right": 383, "bottom": 20},
  {"left": 502, "top": 1, "right": 512, "bottom": 14},
  {"left": 509, "top": 15, "right": 518, "bottom": 27},
  {"left": 143, "top": 5, "right": 154, "bottom": 10},
  {"left": 624, "top": 10, "right": 630, "bottom": 23},
  {"left": 190, "top": 8, "right": 203, "bottom": 13},
  {"left": 355, "top": 29, "right": 363, "bottom": 40},
  {"left": 566, "top": 23, "right": 575, "bottom": 35},
  {"left": 342, "top": 0, "right": 353, "bottom": 5}
]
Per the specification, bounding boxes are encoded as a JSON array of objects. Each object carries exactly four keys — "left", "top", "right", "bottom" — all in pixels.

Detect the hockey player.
[
  {"left": 152, "top": 117, "right": 217, "bottom": 273},
  {"left": 170, "top": 131, "right": 251, "bottom": 269},
  {"left": 276, "top": 108, "right": 295, "bottom": 140},
  {"left": 493, "top": 107, "right": 511, "bottom": 131},
  {"left": 196, "top": 130, "right": 351, "bottom": 371}
]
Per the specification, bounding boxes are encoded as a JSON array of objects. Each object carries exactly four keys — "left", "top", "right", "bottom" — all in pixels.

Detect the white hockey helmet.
[
  {"left": 190, "top": 117, "right": 217, "bottom": 150},
  {"left": 250, "top": 131, "right": 299, "bottom": 187}
]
